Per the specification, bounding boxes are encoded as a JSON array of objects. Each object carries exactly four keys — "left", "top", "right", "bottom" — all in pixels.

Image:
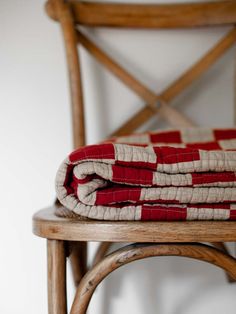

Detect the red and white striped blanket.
[{"left": 56, "top": 128, "right": 236, "bottom": 221}]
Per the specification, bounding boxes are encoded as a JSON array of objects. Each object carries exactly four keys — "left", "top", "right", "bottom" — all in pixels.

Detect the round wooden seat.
[{"left": 33, "top": 206, "right": 236, "bottom": 243}]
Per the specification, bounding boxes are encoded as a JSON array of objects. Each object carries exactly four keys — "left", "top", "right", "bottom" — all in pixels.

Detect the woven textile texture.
[{"left": 56, "top": 128, "right": 236, "bottom": 221}]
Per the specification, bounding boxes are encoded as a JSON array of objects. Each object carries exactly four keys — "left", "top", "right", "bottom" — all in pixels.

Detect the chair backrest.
[{"left": 45, "top": 0, "right": 236, "bottom": 148}]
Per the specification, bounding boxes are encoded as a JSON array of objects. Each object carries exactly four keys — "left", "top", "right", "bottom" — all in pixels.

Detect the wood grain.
[
  {"left": 49, "top": 0, "right": 85, "bottom": 148},
  {"left": 46, "top": 0, "right": 88, "bottom": 296},
  {"left": 69, "top": 242, "right": 87, "bottom": 286},
  {"left": 47, "top": 240, "right": 67, "bottom": 314},
  {"left": 71, "top": 243, "right": 236, "bottom": 313},
  {"left": 46, "top": 1, "right": 236, "bottom": 29},
  {"left": 33, "top": 207, "right": 236, "bottom": 243},
  {"left": 211, "top": 242, "right": 236, "bottom": 282}
]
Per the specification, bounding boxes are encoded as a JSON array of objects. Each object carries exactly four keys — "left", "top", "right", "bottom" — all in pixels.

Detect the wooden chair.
[{"left": 33, "top": 1, "right": 236, "bottom": 313}]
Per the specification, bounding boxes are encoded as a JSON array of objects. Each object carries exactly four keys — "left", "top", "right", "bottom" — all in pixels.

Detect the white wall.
[{"left": 1, "top": 1, "right": 236, "bottom": 313}]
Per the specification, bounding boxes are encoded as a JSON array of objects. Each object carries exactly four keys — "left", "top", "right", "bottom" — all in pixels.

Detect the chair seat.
[{"left": 33, "top": 206, "right": 236, "bottom": 243}]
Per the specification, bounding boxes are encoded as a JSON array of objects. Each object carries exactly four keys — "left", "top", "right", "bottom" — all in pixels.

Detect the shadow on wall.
[{"left": 96, "top": 243, "right": 236, "bottom": 314}]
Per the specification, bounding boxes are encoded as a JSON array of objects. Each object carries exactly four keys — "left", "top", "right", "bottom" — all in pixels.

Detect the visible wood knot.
[
  {"left": 82, "top": 279, "right": 94, "bottom": 296},
  {"left": 116, "top": 251, "right": 139, "bottom": 264}
]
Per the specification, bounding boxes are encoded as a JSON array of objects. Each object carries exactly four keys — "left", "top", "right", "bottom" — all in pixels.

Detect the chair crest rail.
[{"left": 46, "top": 1, "right": 236, "bottom": 29}]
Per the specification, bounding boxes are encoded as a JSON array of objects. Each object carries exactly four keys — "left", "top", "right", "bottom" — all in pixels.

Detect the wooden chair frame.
[{"left": 33, "top": 1, "right": 236, "bottom": 313}]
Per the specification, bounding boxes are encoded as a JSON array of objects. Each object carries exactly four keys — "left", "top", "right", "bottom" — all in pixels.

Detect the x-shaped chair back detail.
[{"left": 46, "top": 0, "right": 236, "bottom": 150}]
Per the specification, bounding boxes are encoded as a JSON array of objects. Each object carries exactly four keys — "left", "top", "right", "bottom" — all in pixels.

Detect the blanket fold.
[{"left": 56, "top": 128, "right": 236, "bottom": 221}]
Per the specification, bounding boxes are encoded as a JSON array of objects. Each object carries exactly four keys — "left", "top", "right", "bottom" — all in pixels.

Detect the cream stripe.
[
  {"left": 74, "top": 162, "right": 113, "bottom": 180},
  {"left": 187, "top": 207, "right": 230, "bottom": 220},
  {"left": 114, "top": 144, "right": 157, "bottom": 164},
  {"left": 73, "top": 203, "right": 142, "bottom": 220},
  {"left": 181, "top": 128, "right": 214, "bottom": 143},
  {"left": 140, "top": 187, "right": 236, "bottom": 203},
  {"left": 152, "top": 172, "right": 192, "bottom": 186},
  {"left": 115, "top": 134, "right": 150, "bottom": 144}
]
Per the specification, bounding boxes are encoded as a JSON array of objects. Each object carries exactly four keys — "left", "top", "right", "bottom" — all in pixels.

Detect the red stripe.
[
  {"left": 214, "top": 129, "right": 236, "bottom": 140},
  {"left": 229, "top": 209, "right": 236, "bottom": 220},
  {"left": 186, "top": 142, "right": 221, "bottom": 150},
  {"left": 192, "top": 172, "right": 236, "bottom": 186},
  {"left": 141, "top": 205, "right": 187, "bottom": 221},
  {"left": 150, "top": 131, "right": 182, "bottom": 143},
  {"left": 154, "top": 147, "right": 200, "bottom": 164},
  {"left": 62, "top": 164, "right": 74, "bottom": 195},
  {"left": 112, "top": 165, "right": 153, "bottom": 185},
  {"left": 96, "top": 186, "right": 141, "bottom": 205},
  {"left": 69, "top": 143, "right": 115, "bottom": 163}
]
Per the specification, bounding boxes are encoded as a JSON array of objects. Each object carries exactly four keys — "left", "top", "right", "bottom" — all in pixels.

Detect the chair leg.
[
  {"left": 69, "top": 242, "right": 87, "bottom": 287},
  {"left": 93, "top": 242, "right": 112, "bottom": 266},
  {"left": 47, "top": 240, "right": 67, "bottom": 314}
]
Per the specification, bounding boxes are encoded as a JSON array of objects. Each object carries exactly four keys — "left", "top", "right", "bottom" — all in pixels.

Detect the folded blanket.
[{"left": 56, "top": 128, "right": 236, "bottom": 221}]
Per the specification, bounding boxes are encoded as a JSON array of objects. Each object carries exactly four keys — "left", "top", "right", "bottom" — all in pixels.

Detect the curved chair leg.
[
  {"left": 211, "top": 242, "right": 236, "bottom": 282},
  {"left": 93, "top": 242, "right": 236, "bottom": 281},
  {"left": 70, "top": 242, "right": 236, "bottom": 314}
]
